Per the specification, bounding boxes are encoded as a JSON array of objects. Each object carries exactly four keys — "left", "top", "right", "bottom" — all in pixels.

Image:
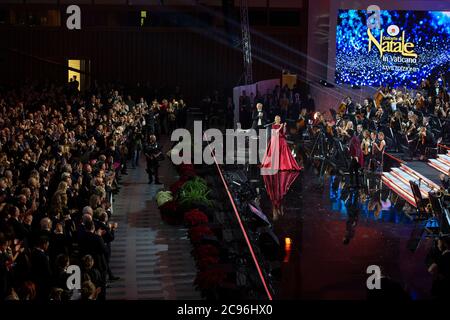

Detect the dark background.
[{"left": 0, "top": 3, "right": 308, "bottom": 103}]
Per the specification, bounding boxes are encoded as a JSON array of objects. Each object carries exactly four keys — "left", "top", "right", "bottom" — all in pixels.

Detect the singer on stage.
[{"left": 261, "top": 115, "right": 302, "bottom": 172}]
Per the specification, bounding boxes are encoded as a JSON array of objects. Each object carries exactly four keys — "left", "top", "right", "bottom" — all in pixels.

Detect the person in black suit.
[
  {"left": 345, "top": 96, "right": 356, "bottom": 115},
  {"left": 251, "top": 103, "right": 268, "bottom": 130},
  {"left": 49, "top": 222, "right": 69, "bottom": 266},
  {"left": 144, "top": 135, "right": 162, "bottom": 184},
  {"left": 30, "top": 236, "right": 52, "bottom": 301},
  {"left": 7, "top": 205, "right": 28, "bottom": 241},
  {"left": 96, "top": 211, "right": 119, "bottom": 281},
  {"left": 77, "top": 219, "right": 107, "bottom": 298}
]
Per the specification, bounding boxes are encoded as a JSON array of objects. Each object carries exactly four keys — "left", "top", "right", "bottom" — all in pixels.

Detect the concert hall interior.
[{"left": 0, "top": 0, "right": 450, "bottom": 303}]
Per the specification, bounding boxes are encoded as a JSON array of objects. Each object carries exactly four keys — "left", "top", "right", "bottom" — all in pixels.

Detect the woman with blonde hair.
[{"left": 50, "top": 181, "right": 68, "bottom": 218}]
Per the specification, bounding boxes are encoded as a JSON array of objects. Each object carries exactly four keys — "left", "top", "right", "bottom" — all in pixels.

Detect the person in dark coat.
[
  {"left": 77, "top": 219, "right": 108, "bottom": 284},
  {"left": 143, "top": 135, "right": 162, "bottom": 184},
  {"left": 251, "top": 103, "right": 268, "bottom": 130},
  {"left": 96, "top": 211, "right": 119, "bottom": 281},
  {"left": 348, "top": 129, "right": 364, "bottom": 187},
  {"left": 30, "top": 236, "right": 52, "bottom": 301}
]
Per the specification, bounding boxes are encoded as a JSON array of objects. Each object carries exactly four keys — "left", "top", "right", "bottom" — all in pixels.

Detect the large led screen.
[{"left": 335, "top": 10, "right": 450, "bottom": 87}]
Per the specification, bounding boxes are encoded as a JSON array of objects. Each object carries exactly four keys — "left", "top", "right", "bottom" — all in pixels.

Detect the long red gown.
[
  {"left": 263, "top": 171, "right": 300, "bottom": 209},
  {"left": 261, "top": 124, "right": 301, "bottom": 172}
]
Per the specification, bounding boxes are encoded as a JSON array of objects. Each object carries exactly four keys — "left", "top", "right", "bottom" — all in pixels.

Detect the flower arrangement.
[
  {"left": 194, "top": 268, "right": 227, "bottom": 290},
  {"left": 179, "top": 177, "right": 212, "bottom": 208},
  {"left": 169, "top": 177, "right": 187, "bottom": 195},
  {"left": 188, "top": 225, "right": 214, "bottom": 243},
  {"left": 192, "top": 244, "right": 220, "bottom": 260},
  {"left": 197, "top": 256, "right": 220, "bottom": 270},
  {"left": 155, "top": 190, "right": 173, "bottom": 208},
  {"left": 180, "top": 176, "right": 208, "bottom": 193},
  {"left": 184, "top": 209, "right": 209, "bottom": 227},
  {"left": 159, "top": 200, "right": 183, "bottom": 225}
]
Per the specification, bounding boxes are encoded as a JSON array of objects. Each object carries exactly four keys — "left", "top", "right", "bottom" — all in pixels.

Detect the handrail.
[
  {"left": 383, "top": 151, "right": 406, "bottom": 164},
  {"left": 204, "top": 133, "right": 273, "bottom": 301},
  {"left": 438, "top": 143, "right": 450, "bottom": 151}
]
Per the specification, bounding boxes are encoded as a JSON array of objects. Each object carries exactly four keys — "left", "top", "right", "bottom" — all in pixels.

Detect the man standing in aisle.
[{"left": 144, "top": 135, "right": 162, "bottom": 185}]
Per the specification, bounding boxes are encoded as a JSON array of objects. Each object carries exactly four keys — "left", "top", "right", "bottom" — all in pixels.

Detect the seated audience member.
[{"left": 0, "top": 82, "right": 185, "bottom": 300}]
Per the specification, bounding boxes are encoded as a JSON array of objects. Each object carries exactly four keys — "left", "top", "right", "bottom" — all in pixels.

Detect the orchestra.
[{"left": 288, "top": 75, "right": 449, "bottom": 172}]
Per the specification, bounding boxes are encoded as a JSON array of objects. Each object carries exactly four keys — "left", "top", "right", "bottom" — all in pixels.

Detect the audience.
[{"left": 0, "top": 81, "right": 187, "bottom": 301}]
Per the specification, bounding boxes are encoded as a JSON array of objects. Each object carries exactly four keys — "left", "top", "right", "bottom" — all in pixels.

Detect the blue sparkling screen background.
[{"left": 335, "top": 10, "right": 450, "bottom": 87}]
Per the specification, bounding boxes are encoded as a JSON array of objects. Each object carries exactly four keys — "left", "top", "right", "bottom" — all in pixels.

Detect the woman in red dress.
[{"left": 261, "top": 115, "right": 301, "bottom": 174}]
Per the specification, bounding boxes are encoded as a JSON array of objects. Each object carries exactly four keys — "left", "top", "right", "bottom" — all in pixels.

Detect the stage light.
[
  {"left": 285, "top": 237, "right": 292, "bottom": 247},
  {"left": 283, "top": 237, "right": 292, "bottom": 263},
  {"left": 319, "top": 79, "right": 335, "bottom": 88}
]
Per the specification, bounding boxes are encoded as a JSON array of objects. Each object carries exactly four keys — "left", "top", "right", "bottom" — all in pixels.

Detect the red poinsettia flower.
[
  {"left": 192, "top": 244, "right": 220, "bottom": 260},
  {"left": 159, "top": 200, "right": 179, "bottom": 216},
  {"left": 159, "top": 200, "right": 184, "bottom": 225},
  {"left": 194, "top": 268, "right": 227, "bottom": 290},
  {"left": 189, "top": 225, "right": 214, "bottom": 243},
  {"left": 197, "top": 256, "right": 220, "bottom": 270},
  {"left": 170, "top": 178, "right": 187, "bottom": 194},
  {"left": 184, "top": 209, "right": 209, "bottom": 226}
]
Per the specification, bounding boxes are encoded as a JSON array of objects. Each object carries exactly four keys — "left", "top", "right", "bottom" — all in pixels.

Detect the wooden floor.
[{"left": 106, "top": 151, "right": 201, "bottom": 300}]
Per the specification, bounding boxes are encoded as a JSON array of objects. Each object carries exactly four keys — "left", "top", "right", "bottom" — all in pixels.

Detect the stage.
[
  {"left": 382, "top": 150, "right": 450, "bottom": 208},
  {"left": 219, "top": 163, "right": 434, "bottom": 299}
]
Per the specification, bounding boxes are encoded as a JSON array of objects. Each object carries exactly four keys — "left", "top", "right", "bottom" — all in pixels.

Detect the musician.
[
  {"left": 345, "top": 96, "right": 356, "bottom": 116},
  {"left": 144, "top": 135, "right": 162, "bottom": 184},
  {"left": 356, "top": 124, "right": 364, "bottom": 140},
  {"left": 296, "top": 108, "right": 308, "bottom": 136},
  {"left": 362, "top": 98, "right": 370, "bottom": 109},
  {"left": 374, "top": 104, "right": 388, "bottom": 126},
  {"left": 406, "top": 113, "right": 419, "bottom": 157},
  {"left": 389, "top": 111, "right": 404, "bottom": 152},
  {"left": 425, "top": 96, "right": 435, "bottom": 114},
  {"left": 390, "top": 111, "right": 402, "bottom": 132},
  {"left": 372, "top": 132, "right": 386, "bottom": 171},
  {"left": 434, "top": 99, "right": 447, "bottom": 118},
  {"left": 417, "top": 126, "right": 436, "bottom": 160},
  {"left": 376, "top": 86, "right": 391, "bottom": 107},
  {"left": 420, "top": 79, "right": 433, "bottom": 97},
  {"left": 354, "top": 110, "right": 367, "bottom": 130},
  {"left": 348, "top": 129, "right": 364, "bottom": 187},
  {"left": 337, "top": 120, "right": 353, "bottom": 143},
  {"left": 251, "top": 103, "right": 268, "bottom": 130},
  {"left": 361, "top": 130, "right": 371, "bottom": 168}
]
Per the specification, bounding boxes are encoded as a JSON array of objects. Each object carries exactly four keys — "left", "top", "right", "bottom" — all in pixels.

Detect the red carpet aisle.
[{"left": 106, "top": 151, "right": 201, "bottom": 300}]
